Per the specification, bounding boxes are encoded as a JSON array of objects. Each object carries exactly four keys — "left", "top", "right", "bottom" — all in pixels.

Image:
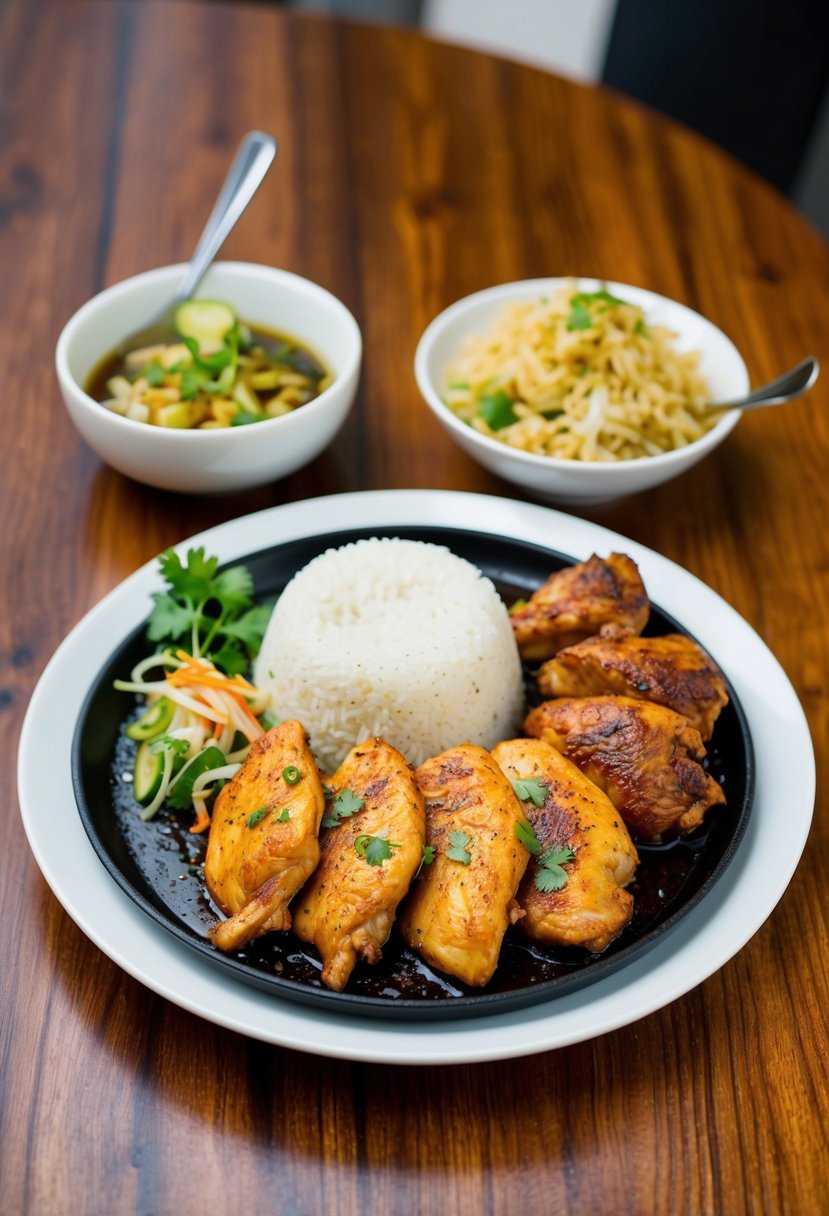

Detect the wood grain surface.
[{"left": 2, "top": 1, "right": 828, "bottom": 1213}]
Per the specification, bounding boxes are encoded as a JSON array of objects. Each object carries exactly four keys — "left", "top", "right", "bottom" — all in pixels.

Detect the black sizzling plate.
[{"left": 72, "top": 526, "right": 754, "bottom": 1021}]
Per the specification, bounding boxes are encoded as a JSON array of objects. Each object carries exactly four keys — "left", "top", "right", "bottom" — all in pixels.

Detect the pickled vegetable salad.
[
  {"left": 114, "top": 547, "right": 273, "bottom": 830},
  {"left": 99, "top": 298, "right": 330, "bottom": 429}
]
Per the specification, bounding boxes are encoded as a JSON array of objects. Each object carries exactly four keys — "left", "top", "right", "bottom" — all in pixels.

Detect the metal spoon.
[
  {"left": 115, "top": 130, "right": 277, "bottom": 355},
  {"left": 710, "top": 356, "right": 819, "bottom": 412}
]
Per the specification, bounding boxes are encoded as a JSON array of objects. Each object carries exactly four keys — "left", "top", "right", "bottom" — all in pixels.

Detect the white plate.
[{"left": 17, "top": 491, "right": 814, "bottom": 1064}]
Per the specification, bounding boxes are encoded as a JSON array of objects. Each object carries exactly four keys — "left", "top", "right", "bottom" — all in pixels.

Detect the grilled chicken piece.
[
  {"left": 492, "top": 738, "right": 638, "bottom": 953},
  {"left": 510, "top": 553, "right": 649, "bottom": 662},
  {"left": 293, "top": 737, "right": 425, "bottom": 991},
  {"left": 399, "top": 744, "right": 530, "bottom": 988},
  {"left": 537, "top": 624, "right": 729, "bottom": 739},
  {"left": 205, "top": 721, "right": 325, "bottom": 952},
  {"left": 524, "top": 696, "right": 725, "bottom": 841}
]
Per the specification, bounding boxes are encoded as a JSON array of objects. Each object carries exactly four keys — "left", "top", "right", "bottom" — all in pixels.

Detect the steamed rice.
[{"left": 254, "top": 537, "right": 524, "bottom": 772}]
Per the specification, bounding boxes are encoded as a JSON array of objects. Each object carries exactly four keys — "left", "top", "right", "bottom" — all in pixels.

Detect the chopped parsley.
[
  {"left": 446, "top": 830, "right": 473, "bottom": 865},
  {"left": 321, "top": 788, "right": 365, "bottom": 829},
  {"left": 535, "top": 844, "right": 576, "bottom": 893}
]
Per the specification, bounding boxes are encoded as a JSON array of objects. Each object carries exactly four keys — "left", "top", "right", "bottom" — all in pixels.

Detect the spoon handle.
[
  {"left": 715, "top": 356, "right": 819, "bottom": 411},
  {"left": 174, "top": 131, "right": 277, "bottom": 303}
]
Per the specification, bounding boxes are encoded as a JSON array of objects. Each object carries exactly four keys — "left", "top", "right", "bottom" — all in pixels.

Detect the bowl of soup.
[{"left": 56, "top": 262, "right": 362, "bottom": 493}]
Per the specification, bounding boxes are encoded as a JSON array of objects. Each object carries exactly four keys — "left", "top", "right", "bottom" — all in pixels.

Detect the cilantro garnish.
[
  {"left": 146, "top": 547, "right": 270, "bottom": 675},
  {"left": 422, "top": 845, "right": 436, "bottom": 865},
  {"left": 354, "top": 834, "right": 401, "bottom": 866},
  {"left": 247, "top": 807, "right": 269, "bottom": 829},
  {"left": 321, "top": 788, "right": 366, "bottom": 829},
  {"left": 446, "top": 830, "right": 473, "bottom": 865},
  {"left": 145, "top": 360, "right": 166, "bottom": 387},
  {"left": 511, "top": 778, "right": 549, "bottom": 808},
  {"left": 478, "top": 389, "right": 518, "bottom": 431},
  {"left": 566, "top": 289, "right": 626, "bottom": 332},
  {"left": 535, "top": 844, "right": 576, "bottom": 893},
  {"left": 276, "top": 808, "right": 291, "bottom": 823},
  {"left": 513, "top": 818, "right": 542, "bottom": 855}
]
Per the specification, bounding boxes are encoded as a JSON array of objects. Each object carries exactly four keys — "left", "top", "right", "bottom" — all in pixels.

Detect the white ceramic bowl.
[
  {"left": 414, "top": 278, "right": 748, "bottom": 506},
  {"left": 56, "top": 262, "right": 362, "bottom": 493}
]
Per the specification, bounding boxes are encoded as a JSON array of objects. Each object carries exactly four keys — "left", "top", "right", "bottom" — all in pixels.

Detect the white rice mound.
[{"left": 254, "top": 537, "right": 525, "bottom": 773}]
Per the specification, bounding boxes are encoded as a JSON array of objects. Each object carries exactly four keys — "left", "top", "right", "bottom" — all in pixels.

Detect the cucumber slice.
[
  {"left": 175, "top": 300, "right": 237, "bottom": 354},
  {"left": 133, "top": 740, "right": 166, "bottom": 805},
  {"left": 166, "top": 745, "right": 227, "bottom": 810},
  {"left": 126, "top": 697, "right": 174, "bottom": 742}
]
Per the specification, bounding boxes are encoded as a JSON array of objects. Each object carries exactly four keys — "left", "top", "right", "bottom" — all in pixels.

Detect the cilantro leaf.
[
  {"left": 534, "top": 844, "right": 576, "bottom": 893},
  {"left": 247, "top": 807, "right": 269, "bottom": 828},
  {"left": 422, "top": 845, "right": 436, "bottom": 865},
  {"left": 511, "top": 778, "right": 549, "bottom": 808},
  {"left": 514, "top": 818, "right": 542, "bottom": 855},
  {"left": 159, "top": 547, "right": 218, "bottom": 602},
  {"left": 146, "top": 548, "right": 269, "bottom": 674},
  {"left": 221, "top": 604, "right": 272, "bottom": 651},
  {"left": 478, "top": 389, "right": 518, "bottom": 431},
  {"left": 354, "top": 834, "right": 400, "bottom": 866},
  {"left": 321, "top": 788, "right": 366, "bottom": 829},
  {"left": 210, "top": 564, "right": 254, "bottom": 611},
  {"left": 446, "top": 830, "right": 472, "bottom": 865},
  {"left": 566, "top": 303, "right": 593, "bottom": 331},
  {"left": 209, "top": 638, "right": 248, "bottom": 677},
  {"left": 276, "top": 808, "right": 291, "bottom": 823},
  {"left": 145, "top": 360, "right": 166, "bottom": 387},
  {"left": 147, "top": 592, "right": 195, "bottom": 642}
]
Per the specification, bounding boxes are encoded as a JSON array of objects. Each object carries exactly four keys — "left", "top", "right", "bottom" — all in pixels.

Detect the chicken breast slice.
[
  {"left": 492, "top": 737, "right": 638, "bottom": 953},
  {"left": 399, "top": 743, "right": 530, "bottom": 988},
  {"left": 205, "top": 720, "right": 325, "bottom": 952},
  {"left": 293, "top": 737, "right": 425, "bottom": 992}
]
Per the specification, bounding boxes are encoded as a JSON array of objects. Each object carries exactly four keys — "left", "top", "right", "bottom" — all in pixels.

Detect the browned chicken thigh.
[
  {"left": 492, "top": 738, "right": 638, "bottom": 952},
  {"left": 399, "top": 744, "right": 530, "bottom": 987},
  {"left": 524, "top": 696, "right": 725, "bottom": 840},
  {"left": 537, "top": 623, "right": 729, "bottom": 739},
  {"left": 510, "top": 553, "right": 649, "bottom": 662},
  {"left": 205, "top": 721, "right": 326, "bottom": 951},
  {"left": 293, "top": 737, "right": 425, "bottom": 992}
]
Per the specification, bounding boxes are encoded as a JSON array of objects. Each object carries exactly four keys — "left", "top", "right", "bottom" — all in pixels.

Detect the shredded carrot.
[
  {"left": 230, "top": 691, "right": 264, "bottom": 733},
  {"left": 167, "top": 666, "right": 253, "bottom": 695},
  {"left": 190, "top": 806, "right": 211, "bottom": 834}
]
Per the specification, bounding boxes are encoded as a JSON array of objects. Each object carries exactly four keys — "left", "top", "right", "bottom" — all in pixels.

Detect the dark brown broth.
[{"left": 85, "top": 322, "right": 329, "bottom": 404}]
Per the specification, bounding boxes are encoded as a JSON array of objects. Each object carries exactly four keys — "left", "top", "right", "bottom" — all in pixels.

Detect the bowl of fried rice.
[{"left": 414, "top": 278, "right": 748, "bottom": 506}]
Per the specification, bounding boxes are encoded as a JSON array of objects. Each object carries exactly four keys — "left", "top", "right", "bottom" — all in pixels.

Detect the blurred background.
[{"left": 235, "top": 0, "right": 829, "bottom": 237}]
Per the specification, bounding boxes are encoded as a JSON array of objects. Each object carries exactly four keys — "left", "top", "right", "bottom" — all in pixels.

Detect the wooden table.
[{"left": 3, "top": 2, "right": 828, "bottom": 1212}]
